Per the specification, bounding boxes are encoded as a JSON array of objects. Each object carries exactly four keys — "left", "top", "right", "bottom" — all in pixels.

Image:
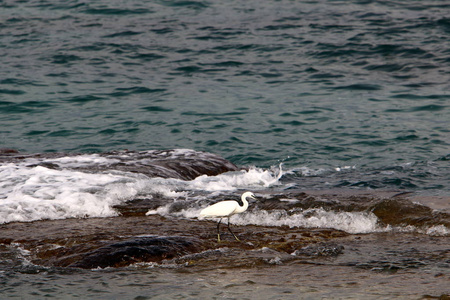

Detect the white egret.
[{"left": 200, "top": 192, "right": 256, "bottom": 242}]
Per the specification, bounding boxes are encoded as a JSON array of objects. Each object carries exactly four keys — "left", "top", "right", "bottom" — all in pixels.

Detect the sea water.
[
  {"left": 1, "top": 0, "right": 448, "bottom": 185},
  {"left": 0, "top": 0, "right": 449, "bottom": 298}
]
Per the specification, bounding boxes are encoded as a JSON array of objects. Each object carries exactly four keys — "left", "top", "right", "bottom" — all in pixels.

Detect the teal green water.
[
  {"left": 0, "top": 1, "right": 449, "bottom": 298},
  {"left": 1, "top": 0, "right": 449, "bottom": 193}
]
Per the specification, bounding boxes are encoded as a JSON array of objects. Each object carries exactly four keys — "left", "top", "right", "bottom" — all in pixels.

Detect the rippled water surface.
[
  {"left": 2, "top": 0, "right": 449, "bottom": 174},
  {"left": 0, "top": 0, "right": 449, "bottom": 298}
]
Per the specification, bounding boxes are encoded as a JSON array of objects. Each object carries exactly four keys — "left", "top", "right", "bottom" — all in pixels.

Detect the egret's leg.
[
  {"left": 227, "top": 217, "right": 240, "bottom": 241},
  {"left": 216, "top": 218, "right": 222, "bottom": 242}
]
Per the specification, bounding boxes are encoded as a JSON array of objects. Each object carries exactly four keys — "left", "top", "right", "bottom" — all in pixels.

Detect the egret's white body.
[{"left": 200, "top": 192, "right": 255, "bottom": 242}]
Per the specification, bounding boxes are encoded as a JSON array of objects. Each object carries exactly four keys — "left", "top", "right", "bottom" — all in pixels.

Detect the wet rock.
[
  {"left": 259, "top": 191, "right": 450, "bottom": 230},
  {"left": 25, "top": 162, "right": 60, "bottom": 170},
  {"left": 255, "top": 192, "right": 373, "bottom": 212},
  {"left": 0, "top": 149, "right": 239, "bottom": 180},
  {"left": 371, "top": 198, "right": 450, "bottom": 227},
  {"left": 1, "top": 190, "right": 446, "bottom": 272},
  {"left": 98, "top": 149, "right": 240, "bottom": 180},
  {"left": 0, "top": 148, "right": 19, "bottom": 155},
  {"left": 65, "top": 236, "right": 206, "bottom": 269},
  {"left": 291, "top": 243, "right": 345, "bottom": 257}
]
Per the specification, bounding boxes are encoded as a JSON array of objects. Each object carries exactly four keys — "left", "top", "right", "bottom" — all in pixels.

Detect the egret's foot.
[
  {"left": 217, "top": 234, "right": 221, "bottom": 243},
  {"left": 227, "top": 225, "right": 240, "bottom": 241},
  {"left": 231, "top": 233, "right": 240, "bottom": 241}
]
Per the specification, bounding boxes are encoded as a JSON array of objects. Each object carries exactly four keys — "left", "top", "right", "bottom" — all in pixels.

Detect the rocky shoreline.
[
  {"left": 0, "top": 149, "right": 448, "bottom": 298},
  {"left": 0, "top": 190, "right": 447, "bottom": 271},
  {"left": 0, "top": 209, "right": 347, "bottom": 269}
]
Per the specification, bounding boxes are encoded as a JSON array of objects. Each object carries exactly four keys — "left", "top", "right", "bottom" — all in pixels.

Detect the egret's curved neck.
[{"left": 235, "top": 194, "right": 249, "bottom": 213}]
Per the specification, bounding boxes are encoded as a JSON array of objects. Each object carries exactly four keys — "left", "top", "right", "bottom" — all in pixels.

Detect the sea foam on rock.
[
  {"left": 0, "top": 149, "right": 240, "bottom": 224},
  {"left": 0, "top": 149, "right": 240, "bottom": 180}
]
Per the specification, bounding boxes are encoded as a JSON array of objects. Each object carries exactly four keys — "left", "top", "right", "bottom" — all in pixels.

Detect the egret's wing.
[{"left": 200, "top": 200, "right": 238, "bottom": 217}]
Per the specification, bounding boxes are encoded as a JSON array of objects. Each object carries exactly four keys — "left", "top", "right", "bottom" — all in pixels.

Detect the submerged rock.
[
  {"left": 291, "top": 243, "right": 345, "bottom": 257},
  {"left": 66, "top": 236, "right": 206, "bottom": 269},
  {"left": 0, "top": 190, "right": 447, "bottom": 272},
  {"left": 370, "top": 198, "right": 450, "bottom": 228},
  {"left": 0, "top": 149, "right": 239, "bottom": 180},
  {"left": 98, "top": 149, "right": 240, "bottom": 180}
]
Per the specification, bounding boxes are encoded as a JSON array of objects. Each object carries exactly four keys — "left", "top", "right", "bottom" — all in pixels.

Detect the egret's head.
[{"left": 243, "top": 191, "right": 256, "bottom": 200}]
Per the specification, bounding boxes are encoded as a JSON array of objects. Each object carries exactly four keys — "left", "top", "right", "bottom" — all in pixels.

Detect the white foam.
[
  {"left": 0, "top": 163, "right": 149, "bottom": 223},
  {"left": 424, "top": 225, "right": 449, "bottom": 236},
  {"left": 155, "top": 203, "right": 380, "bottom": 234},
  {"left": 0, "top": 158, "right": 282, "bottom": 224},
  {"left": 142, "top": 166, "right": 283, "bottom": 195},
  {"left": 187, "top": 166, "right": 282, "bottom": 191},
  {"left": 18, "top": 154, "right": 120, "bottom": 169},
  {"left": 3, "top": 157, "right": 446, "bottom": 237},
  {"left": 335, "top": 165, "right": 356, "bottom": 172},
  {"left": 289, "top": 164, "right": 357, "bottom": 177},
  {"left": 290, "top": 166, "right": 328, "bottom": 177},
  {"left": 48, "top": 155, "right": 120, "bottom": 167},
  {"left": 392, "top": 224, "right": 450, "bottom": 237},
  {"left": 232, "top": 208, "right": 381, "bottom": 234}
]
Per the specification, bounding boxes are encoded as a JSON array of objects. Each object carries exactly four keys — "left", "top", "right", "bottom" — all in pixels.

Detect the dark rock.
[
  {"left": 292, "top": 243, "right": 345, "bottom": 257},
  {"left": 99, "top": 149, "right": 239, "bottom": 180},
  {"left": 370, "top": 198, "right": 450, "bottom": 227},
  {"left": 0, "top": 149, "right": 239, "bottom": 180},
  {"left": 66, "top": 236, "right": 206, "bottom": 269},
  {"left": 0, "top": 148, "right": 19, "bottom": 155}
]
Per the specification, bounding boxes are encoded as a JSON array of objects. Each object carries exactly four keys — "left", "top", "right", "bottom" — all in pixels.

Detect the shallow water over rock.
[
  {"left": 0, "top": 149, "right": 448, "bottom": 298},
  {"left": 0, "top": 206, "right": 448, "bottom": 298}
]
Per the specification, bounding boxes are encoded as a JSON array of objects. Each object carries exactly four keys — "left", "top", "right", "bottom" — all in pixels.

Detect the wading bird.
[{"left": 200, "top": 191, "right": 255, "bottom": 242}]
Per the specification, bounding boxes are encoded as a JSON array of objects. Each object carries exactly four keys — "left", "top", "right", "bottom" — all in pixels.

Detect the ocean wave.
[
  {"left": 0, "top": 164, "right": 144, "bottom": 223},
  {"left": 0, "top": 150, "right": 280, "bottom": 224},
  {"left": 0, "top": 150, "right": 448, "bottom": 237},
  {"left": 151, "top": 201, "right": 449, "bottom": 236}
]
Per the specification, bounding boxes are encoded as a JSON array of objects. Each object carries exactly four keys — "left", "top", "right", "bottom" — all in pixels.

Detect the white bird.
[{"left": 200, "top": 191, "right": 256, "bottom": 242}]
